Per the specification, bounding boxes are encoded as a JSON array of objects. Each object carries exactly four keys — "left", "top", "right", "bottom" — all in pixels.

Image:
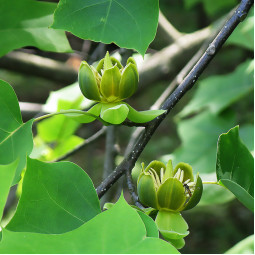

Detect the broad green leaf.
[
  {"left": 100, "top": 103, "right": 129, "bottom": 124},
  {"left": 0, "top": 160, "right": 19, "bottom": 221},
  {"left": 126, "top": 104, "right": 166, "bottom": 123},
  {"left": 0, "top": 80, "right": 33, "bottom": 184},
  {"left": 228, "top": 8, "right": 254, "bottom": 50},
  {"left": 6, "top": 158, "right": 101, "bottom": 234},
  {"left": 51, "top": 0, "right": 159, "bottom": 56},
  {"left": 42, "top": 82, "right": 93, "bottom": 113},
  {"left": 216, "top": 126, "right": 254, "bottom": 211},
  {"left": 179, "top": 60, "right": 254, "bottom": 118},
  {"left": 0, "top": 0, "right": 71, "bottom": 57},
  {"left": 161, "top": 110, "right": 236, "bottom": 174},
  {"left": 1, "top": 195, "right": 179, "bottom": 253},
  {"left": 225, "top": 235, "right": 254, "bottom": 254},
  {"left": 37, "top": 99, "right": 82, "bottom": 143}
]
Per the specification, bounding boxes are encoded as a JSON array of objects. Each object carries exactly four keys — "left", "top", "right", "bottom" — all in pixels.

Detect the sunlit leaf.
[
  {"left": 0, "top": 80, "right": 33, "bottom": 184},
  {"left": 225, "top": 235, "right": 254, "bottom": 254},
  {"left": 0, "top": 160, "right": 19, "bottom": 220},
  {"left": 6, "top": 158, "right": 101, "bottom": 234},
  {"left": 216, "top": 126, "right": 254, "bottom": 211},
  {"left": 0, "top": 0, "right": 71, "bottom": 57},
  {"left": 51, "top": 0, "right": 159, "bottom": 56},
  {"left": 1, "top": 195, "right": 179, "bottom": 253}
]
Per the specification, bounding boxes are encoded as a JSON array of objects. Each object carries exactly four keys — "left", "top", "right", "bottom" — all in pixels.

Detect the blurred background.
[{"left": 1, "top": 0, "right": 253, "bottom": 253}]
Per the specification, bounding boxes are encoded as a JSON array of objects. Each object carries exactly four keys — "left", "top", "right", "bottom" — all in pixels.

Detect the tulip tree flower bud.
[
  {"left": 79, "top": 51, "right": 138, "bottom": 103},
  {"left": 137, "top": 160, "right": 203, "bottom": 249},
  {"left": 72, "top": 51, "right": 166, "bottom": 125}
]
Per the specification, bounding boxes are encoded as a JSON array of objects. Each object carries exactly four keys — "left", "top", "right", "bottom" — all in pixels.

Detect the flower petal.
[
  {"left": 119, "top": 63, "right": 138, "bottom": 100},
  {"left": 157, "top": 178, "right": 186, "bottom": 211},
  {"left": 78, "top": 61, "right": 101, "bottom": 101},
  {"left": 173, "top": 162, "right": 194, "bottom": 182},
  {"left": 100, "top": 65, "right": 121, "bottom": 102},
  {"left": 182, "top": 174, "right": 203, "bottom": 211},
  {"left": 137, "top": 173, "right": 158, "bottom": 209}
]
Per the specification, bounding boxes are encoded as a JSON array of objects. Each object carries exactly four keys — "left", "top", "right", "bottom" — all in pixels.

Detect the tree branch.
[{"left": 96, "top": 0, "right": 253, "bottom": 198}]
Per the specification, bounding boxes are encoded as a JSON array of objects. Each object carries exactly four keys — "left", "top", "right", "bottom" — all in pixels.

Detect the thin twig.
[
  {"left": 53, "top": 127, "right": 107, "bottom": 162},
  {"left": 96, "top": 0, "right": 253, "bottom": 198},
  {"left": 100, "top": 126, "right": 118, "bottom": 207},
  {"left": 125, "top": 170, "right": 145, "bottom": 209}
]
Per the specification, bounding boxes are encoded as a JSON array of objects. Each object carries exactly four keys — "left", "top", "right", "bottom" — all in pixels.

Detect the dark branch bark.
[{"left": 96, "top": 0, "right": 254, "bottom": 198}]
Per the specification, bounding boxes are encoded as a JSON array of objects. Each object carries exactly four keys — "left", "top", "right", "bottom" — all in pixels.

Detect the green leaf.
[
  {"left": 0, "top": 80, "right": 34, "bottom": 184},
  {"left": 1, "top": 195, "right": 179, "bottom": 253},
  {"left": 136, "top": 210, "right": 159, "bottom": 238},
  {"left": 227, "top": 8, "right": 254, "bottom": 50},
  {"left": 51, "top": 0, "right": 159, "bottom": 56},
  {"left": 42, "top": 82, "right": 93, "bottom": 113},
  {"left": 161, "top": 110, "right": 236, "bottom": 174},
  {"left": 0, "top": 160, "right": 19, "bottom": 221},
  {"left": 100, "top": 103, "right": 129, "bottom": 124},
  {"left": 0, "top": 0, "right": 72, "bottom": 57},
  {"left": 6, "top": 158, "right": 101, "bottom": 234},
  {"left": 216, "top": 126, "right": 254, "bottom": 211},
  {"left": 225, "top": 235, "right": 254, "bottom": 254},
  {"left": 38, "top": 99, "right": 82, "bottom": 143},
  {"left": 126, "top": 104, "right": 165, "bottom": 123},
  {"left": 178, "top": 60, "right": 254, "bottom": 118}
]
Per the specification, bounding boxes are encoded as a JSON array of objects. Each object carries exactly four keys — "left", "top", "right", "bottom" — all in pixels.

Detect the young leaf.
[
  {"left": 6, "top": 158, "right": 101, "bottom": 234},
  {"left": 216, "top": 126, "right": 254, "bottom": 211},
  {"left": 1, "top": 195, "right": 179, "bottom": 253},
  {"left": 126, "top": 104, "right": 166, "bottom": 123},
  {"left": 225, "top": 235, "right": 254, "bottom": 254},
  {"left": 0, "top": 160, "right": 19, "bottom": 220},
  {"left": 51, "top": 0, "right": 159, "bottom": 56},
  {"left": 0, "top": 0, "right": 71, "bottom": 57},
  {"left": 0, "top": 80, "right": 33, "bottom": 184}
]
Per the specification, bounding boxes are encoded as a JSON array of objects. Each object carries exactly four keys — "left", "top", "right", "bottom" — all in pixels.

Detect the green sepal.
[
  {"left": 63, "top": 103, "right": 102, "bottom": 123},
  {"left": 182, "top": 174, "right": 203, "bottom": 211},
  {"left": 173, "top": 162, "right": 194, "bottom": 182},
  {"left": 119, "top": 63, "right": 138, "bottom": 100},
  {"left": 157, "top": 178, "right": 186, "bottom": 211},
  {"left": 137, "top": 173, "right": 158, "bottom": 209},
  {"left": 100, "top": 103, "right": 129, "bottom": 124},
  {"left": 78, "top": 61, "right": 101, "bottom": 101},
  {"left": 100, "top": 65, "right": 121, "bottom": 102},
  {"left": 155, "top": 210, "right": 189, "bottom": 240},
  {"left": 168, "top": 238, "right": 185, "bottom": 250},
  {"left": 125, "top": 103, "right": 166, "bottom": 123}
]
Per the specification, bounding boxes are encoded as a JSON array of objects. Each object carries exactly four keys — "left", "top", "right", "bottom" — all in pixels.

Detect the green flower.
[
  {"left": 79, "top": 51, "right": 138, "bottom": 103},
  {"left": 137, "top": 160, "right": 203, "bottom": 212}
]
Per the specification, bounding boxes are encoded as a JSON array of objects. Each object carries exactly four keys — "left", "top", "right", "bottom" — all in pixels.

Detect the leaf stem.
[
  {"left": 33, "top": 110, "right": 95, "bottom": 122},
  {"left": 202, "top": 181, "right": 219, "bottom": 185}
]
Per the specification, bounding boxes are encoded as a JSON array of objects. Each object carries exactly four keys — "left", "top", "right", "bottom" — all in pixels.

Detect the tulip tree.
[{"left": 0, "top": 0, "right": 254, "bottom": 253}]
